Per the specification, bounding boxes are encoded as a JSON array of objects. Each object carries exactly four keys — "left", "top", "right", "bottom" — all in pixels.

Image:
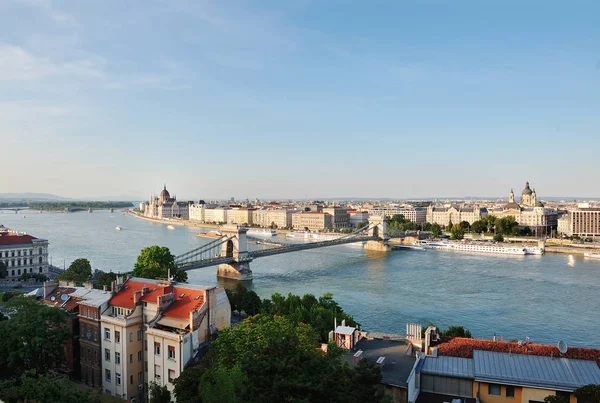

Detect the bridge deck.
[{"left": 249, "top": 235, "right": 378, "bottom": 258}]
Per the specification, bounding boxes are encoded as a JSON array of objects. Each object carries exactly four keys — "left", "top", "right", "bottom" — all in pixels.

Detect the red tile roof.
[
  {"left": 162, "top": 287, "right": 205, "bottom": 319},
  {"left": 437, "top": 337, "right": 600, "bottom": 367},
  {"left": 0, "top": 233, "right": 38, "bottom": 245},
  {"left": 109, "top": 280, "right": 163, "bottom": 309}
]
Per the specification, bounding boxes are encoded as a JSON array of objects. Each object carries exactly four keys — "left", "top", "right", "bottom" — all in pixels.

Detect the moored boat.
[
  {"left": 167, "top": 225, "right": 175, "bottom": 230},
  {"left": 247, "top": 229, "right": 277, "bottom": 237},
  {"left": 584, "top": 252, "right": 600, "bottom": 259},
  {"left": 115, "top": 226, "right": 122, "bottom": 231}
]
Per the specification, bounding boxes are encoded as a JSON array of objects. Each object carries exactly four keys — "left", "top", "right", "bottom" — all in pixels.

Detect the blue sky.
[{"left": 1, "top": 0, "right": 599, "bottom": 200}]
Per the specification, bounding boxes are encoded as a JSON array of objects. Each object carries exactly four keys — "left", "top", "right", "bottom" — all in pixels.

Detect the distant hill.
[{"left": 0, "top": 193, "right": 140, "bottom": 202}]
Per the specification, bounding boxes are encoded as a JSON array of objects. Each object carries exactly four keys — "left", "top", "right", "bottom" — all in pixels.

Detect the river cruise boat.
[
  {"left": 524, "top": 247, "right": 544, "bottom": 255},
  {"left": 417, "top": 241, "right": 526, "bottom": 255},
  {"left": 584, "top": 252, "right": 600, "bottom": 259},
  {"left": 196, "top": 230, "right": 222, "bottom": 239},
  {"left": 247, "top": 229, "right": 277, "bottom": 237}
]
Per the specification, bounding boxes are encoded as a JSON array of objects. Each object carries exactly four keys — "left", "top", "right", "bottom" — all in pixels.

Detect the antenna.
[{"left": 558, "top": 340, "right": 568, "bottom": 354}]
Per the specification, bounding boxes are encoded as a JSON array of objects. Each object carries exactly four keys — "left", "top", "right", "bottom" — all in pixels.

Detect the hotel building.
[
  {"left": 251, "top": 209, "right": 297, "bottom": 229},
  {"left": 0, "top": 227, "right": 49, "bottom": 281},
  {"left": 369, "top": 206, "right": 427, "bottom": 224},
  {"left": 557, "top": 205, "right": 600, "bottom": 238},
  {"left": 291, "top": 212, "right": 333, "bottom": 231}
]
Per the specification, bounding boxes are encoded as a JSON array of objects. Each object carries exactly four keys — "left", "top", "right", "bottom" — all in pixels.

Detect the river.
[{"left": 2, "top": 209, "right": 599, "bottom": 348}]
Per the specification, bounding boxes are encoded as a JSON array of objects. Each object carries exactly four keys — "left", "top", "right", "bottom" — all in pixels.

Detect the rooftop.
[{"left": 0, "top": 232, "right": 39, "bottom": 246}]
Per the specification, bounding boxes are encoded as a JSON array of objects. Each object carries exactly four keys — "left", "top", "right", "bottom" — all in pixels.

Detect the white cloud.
[{"left": 18, "top": 0, "right": 78, "bottom": 26}]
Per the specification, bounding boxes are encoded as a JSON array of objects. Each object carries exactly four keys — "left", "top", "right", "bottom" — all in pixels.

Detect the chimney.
[
  {"left": 133, "top": 290, "right": 142, "bottom": 304},
  {"left": 341, "top": 319, "right": 346, "bottom": 327},
  {"left": 103, "top": 285, "right": 107, "bottom": 293}
]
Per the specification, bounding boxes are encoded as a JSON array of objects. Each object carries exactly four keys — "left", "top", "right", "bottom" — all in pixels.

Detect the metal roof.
[
  {"left": 473, "top": 350, "right": 600, "bottom": 391},
  {"left": 421, "top": 355, "right": 474, "bottom": 378},
  {"left": 335, "top": 326, "right": 356, "bottom": 335}
]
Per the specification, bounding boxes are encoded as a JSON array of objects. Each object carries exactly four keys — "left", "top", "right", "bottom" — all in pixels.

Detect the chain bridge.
[{"left": 174, "top": 216, "right": 393, "bottom": 281}]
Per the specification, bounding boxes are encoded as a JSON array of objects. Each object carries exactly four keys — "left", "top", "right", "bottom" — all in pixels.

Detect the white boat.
[
  {"left": 584, "top": 252, "right": 600, "bottom": 259},
  {"left": 247, "top": 229, "right": 277, "bottom": 237},
  {"left": 167, "top": 225, "right": 175, "bottom": 230},
  {"left": 524, "top": 247, "right": 544, "bottom": 255},
  {"left": 418, "top": 240, "right": 526, "bottom": 255},
  {"left": 397, "top": 244, "right": 426, "bottom": 251},
  {"left": 286, "top": 231, "right": 318, "bottom": 239},
  {"left": 115, "top": 226, "right": 122, "bottom": 231}
]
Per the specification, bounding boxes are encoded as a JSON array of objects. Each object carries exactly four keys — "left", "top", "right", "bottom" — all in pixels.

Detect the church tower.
[{"left": 509, "top": 189, "right": 515, "bottom": 204}]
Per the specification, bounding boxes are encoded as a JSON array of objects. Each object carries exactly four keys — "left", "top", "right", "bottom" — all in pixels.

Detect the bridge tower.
[
  {"left": 365, "top": 215, "right": 391, "bottom": 252},
  {"left": 216, "top": 225, "right": 254, "bottom": 281}
]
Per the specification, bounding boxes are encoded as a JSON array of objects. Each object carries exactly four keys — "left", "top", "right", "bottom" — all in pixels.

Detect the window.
[
  {"left": 130, "top": 354, "right": 133, "bottom": 364},
  {"left": 489, "top": 384, "right": 501, "bottom": 396},
  {"left": 115, "top": 373, "right": 121, "bottom": 386},
  {"left": 130, "top": 375, "right": 134, "bottom": 385},
  {"left": 115, "top": 330, "right": 120, "bottom": 343},
  {"left": 168, "top": 345, "right": 175, "bottom": 360},
  {"left": 129, "top": 332, "right": 133, "bottom": 342},
  {"left": 506, "top": 386, "right": 515, "bottom": 398},
  {"left": 138, "top": 372, "right": 143, "bottom": 383},
  {"left": 154, "top": 342, "right": 161, "bottom": 355},
  {"left": 168, "top": 369, "right": 176, "bottom": 383},
  {"left": 104, "top": 328, "right": 110, "bottom": 340},
  {"left": 105, "top": 349, "right": 110, "bottom": 361},
  {"left": 154, "top": 364, "right": 161, "bottom": 380},
  {"left": 105, "top": 369, "right": 111, "bottom": 382},
  {"left": 138, "top": 351, "right": 143, "bottom": 362},
  {"left": 137, "top": 330, "right": 143, "bottom": 341},
  {"left": 115, "top": 352, "right": 120, "bottom": 364}
]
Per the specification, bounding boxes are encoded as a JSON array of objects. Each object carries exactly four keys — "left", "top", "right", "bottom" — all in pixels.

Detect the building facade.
[
  {"left": 227, "top": 208, "right": 254, "bottom": 225},
  {"left": 144, "top": 185, "right": 190, "bottom": 219},
  {"left": 0, "top": 227, "right": 49, "bottom": 281},
  {"left": 251, "top": 209, "right": 296, "bottom": 229},
  {"left": 369, "top": 206, "right": 427, "bottom": 224},
  {"left": 426, "top": 205, "right": 487, "bottom": 227},
  {"left": 347, "top": 211, "right": 369, "bottom": 228},
  {"left": 291, "top": 212, "right": 333, "bottom": 231},
  {"left": 101, "top": 277, "right": 231, "bottom": 401},
  {"left": 322, "top": 207, "right": 350, "bottom": 229},
  {"left": 557, "top": 207, "right": 600, "bottom": 238}
]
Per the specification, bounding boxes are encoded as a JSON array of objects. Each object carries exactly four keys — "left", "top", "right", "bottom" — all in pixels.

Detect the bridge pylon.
[
  {"left": 216, "top": 225, "right": 253, "bottom": 281},
  {"left": 365, "top": 215, "right": 391, "bottom": 252}
]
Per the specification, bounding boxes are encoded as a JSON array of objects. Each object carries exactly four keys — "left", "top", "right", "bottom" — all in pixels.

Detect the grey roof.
[
  {"left": 473, "top": 350, "right": 600, "bottom": 391},
  {"left": 350, "top": 338, "right": 416, "bottom": 387},
  {"left": 421, "top": 355, "right": 474, "bottom": 378}
]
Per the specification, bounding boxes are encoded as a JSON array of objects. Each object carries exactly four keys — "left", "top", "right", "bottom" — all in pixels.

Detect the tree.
[
  {"left": 240, "top": 290, "right": 261, "bottom": 316},
  {"left": 0, "top": 261, "right": 7, "bottom": 279},
  {"left": 470, "top": 220, "right": 487, "bottom": 234},
  {"left": 447, "top": 220, "right": 453, "bottom": 230},
  {"left": 173, "top": 366, "right": 205, "bottom": 403},
  {"left": 450, "top": 224, "right": 465, "bottom": 240},
  {"left": 493, "top": 233, "right": 504, "bottom": 242},
  {"left": 149, "top": 381, "right": 172, "bottom": 403},
  {"left": 57, "top": 258, "right": 92, "bottom": 283},
  {"left": 442, "top": 325, "right": 472, "bottom": 338},
  {"left": 0, "top": 372, "right": 101, "bottom": 403},
  {"left": 459, "top": 221, "right": 470, "bottom": 230},
  {"left": 20, "top": 272, "right": 32, "bottom": 281},
  {"left": 574, "top": 385, "right": 600, "bottom": 403},
  {"left": 133, "top": 246, "right": 187, "bottom": 282},
  {"left": 0, "top": 297, "right": 69, "bottom": 377},
  {"left": 421, "top": 222, "right": 432, "bottom": 231},
  {"left": 92, "top": 269, "right": 117, "bottom": 290},
  {"left": 543, "top": 396, "right": 568, "bottom": 403},
  {"left": 431, "top": 223, "right": 442, "bottom": 238},
  {"left": 199, "top": 365, "right": 244, "bottom": 403}
]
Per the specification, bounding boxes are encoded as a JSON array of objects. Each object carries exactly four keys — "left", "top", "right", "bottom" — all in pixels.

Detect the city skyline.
[{"left": 1, "top": 1, "right": 599, "bottom": 199}]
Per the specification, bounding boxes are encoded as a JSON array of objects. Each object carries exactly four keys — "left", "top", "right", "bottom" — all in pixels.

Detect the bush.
[{"left": 493, "top": 233, "right": 504, "bottom": 242}]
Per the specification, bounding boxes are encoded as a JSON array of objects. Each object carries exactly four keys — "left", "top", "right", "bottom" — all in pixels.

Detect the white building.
[
  {"left": 347, "top": 211, "right": 369, "bottom": 228},
  {"left": 101, "top": 277, "right": 230, "bottom": 401},
  {"left": 557, "top": 208, "right": 600, "bottom": 238},
  {"left": 251, "top": 209, "right": 297, "bottom": 229},
  {"left": 369, "top": 206, "right": 427, "bottom": 224},
  {"left": 144, "top": 185, "right": 190, "bottom": 219},
  {"left": 0, "top": 227, "right": 49, "bottom": 281}
]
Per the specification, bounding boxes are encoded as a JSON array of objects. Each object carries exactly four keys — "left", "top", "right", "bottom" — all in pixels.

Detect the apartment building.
[
  {"left": 101, "top": 277, "right": 231, "bottom": 401},
  {"left": 558, "top": 207, "right": 600, "bottom": 238},
  {"left": 322, "top": 207, "right": 350, "bottom": 229},
  {"left": 291, "top": 212, "right": 333, "bottom": 231},
  {"left": 227, "top": 208, "right": 254, "bottom": 225},
  {"left": 347, "top": 210, "right": 369, "bottom": 228},
  {"left": 0, "top": 227, "right": 49, "bottom": 281},
  {"left": 251, "top": 209, "right": 296, "bottom": 228},
  {"left": 369, "top": 206, "right": 427, "bottom": 224},
  {"left": 426, "top": 205, "right": 488, "bottom": 226},
  {"left": 203, "top": 208, "right": 229, "bottom": 224}
]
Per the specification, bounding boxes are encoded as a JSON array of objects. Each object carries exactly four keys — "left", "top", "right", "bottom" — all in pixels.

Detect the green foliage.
[
  {"left": 2, "top": 292, "right": 17, "bottom": 302},
  {"left": 355, "top": 221, "right": 369, "bottom": 230},
  {"left": 0, "top": 371, "right": 101, "bottom": 403},
  {"left": 173, "top": 366, "right": 205, "bottom": 403},
  {"left": 28, "top": 201, "right": 133, "bottom": 211},
  {"left": 0, "top": 297, "right": 69, "bottom": 377},
  {"left": 430, "top": 223, "right": 442, "bottom": 238},
  {"left": 459, "top": 221, "right": 470, "bottom": 230},
  {"left": 240, "top": 290, "right": 261, "bottom": 316},
  {"left": 387, "top": 214, "right": 418, "bottom": 234},
  {"left": 226, "top": 283, "right": 248, "bottom": 314},
  {"left": 149, "top": 381, "right": 172, "bottom": 403},
  {"left": 133, "top": 246, "right": 187, "bottom": 282},
  {"left": 421, "top": 222, "right": 432, "bottom": 231},
  {"left": 543, "top": 396, "right": 568, "bottom": 403},
  {"left": 200, "top": 315, "right": 382, "bottom": 403},
  {"left": 92, "top": 269, "right": 117, "bottom": 290},
  {"left": 495, "top": 216, "right": 520, "bottom": 236},
  {"left": 450, "top": 224, "right": 465, "bottom": 240},
  {"left": 493, "top": 233, "right": 504, "bottom": 242},
  {"left": 470, "top": 220, "right": 487, "bottom": 234},
  {"left": 442, "top": 325, "right": 472, "bottom": 338},
  {"left": 57, "top": 258, "right": 92, "bottom": 283},
  {"left": 574, "top": 384, "right": 600, "bottom": 403}
]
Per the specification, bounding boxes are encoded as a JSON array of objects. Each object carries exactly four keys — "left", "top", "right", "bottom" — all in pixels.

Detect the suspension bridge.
[{"left": 174, "top": 216, "right": 396, "bottom": 281}]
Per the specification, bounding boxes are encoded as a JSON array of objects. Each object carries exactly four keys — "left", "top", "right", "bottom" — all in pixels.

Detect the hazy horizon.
[{"left": 1, "top": 1, "right": 599, "bottom": 199}]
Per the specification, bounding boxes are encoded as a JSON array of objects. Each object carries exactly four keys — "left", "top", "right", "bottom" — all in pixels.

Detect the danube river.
[{"left": 2, "top": 209, "right": 600, "bottom": 347}]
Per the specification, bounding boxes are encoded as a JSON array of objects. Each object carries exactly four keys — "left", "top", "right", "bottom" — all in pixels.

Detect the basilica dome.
[{"left": 522, "top": 181, "right": 532, "bottom": 195}]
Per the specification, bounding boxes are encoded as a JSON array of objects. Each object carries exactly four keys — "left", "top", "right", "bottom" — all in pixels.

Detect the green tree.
[
  {"left": 421, "top": 222, "right": 432, "bottom": 232},
  {"left": 450, "top": 224, "right": 465, "bottom": 240},
  {"left": 92, "top": 269, "right": 117, "bottom": 290},
  {"left": 484, "top": 215, "right": 497, "bottom": 232},
  {"left": 574, "top": 385, "right": 600, "bottom": 403},
  {"left": 149, "top": 381, "right": 172, "bottom": 403},
  {"left": 0, "top": 297, "right": 69, "bottom": 377},
  {"left": 133, "top": 246, "right": 187, "bottom": 282},
  {"left": 442, "top": 325, "right": 472, "bottom": 338},
  {"left": 0, "top": 372, "right": 101, "bottom": 403},
  {"left": 459, "top": 221, "right": 470, "bottom": 231},
  {"left": 447, "top": 220, "right": 453, "bottom": 230},
  {"left": 56, "top": 258, "right": 93, "bottom": 283},
  {"left": 470, "top": 220, "right": 487, "bottom": 234},
  {"left": 20, "top": 272, "right": 32, "bottom": 281},
  {"left": 199, "top": 365, "right": 244, "bottom": 403},
  {"left": 173, "top": 366, "right": 205, "bottom": 403},
  {"left": 493, "top": 233, "right": 504, "bottom": 242},
  {"left": 543, "top": 396, "right": 568, "bottom": 403},
  {"left": 431, "top": 223, "right": 442, "bottom": 238},
  {"left": 240, "top": 290, "right": 261, "bottom": 316}
]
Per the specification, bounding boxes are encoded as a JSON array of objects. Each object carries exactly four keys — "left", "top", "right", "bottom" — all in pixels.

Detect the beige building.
[
  {"left": 202, "top": 208, "right": 229, "bottom": 224},
  {"left": 101, "top": 277, "right": 230, "bottom": 401},
  {"left": 490, "top": 182, "right": 558, "bottom": 235},
  {"left": 291, "top": 212, "right": 333, "bottom": 231},
  {"left": 323, "top": 207, "right": 350, "bottom": 229},
  {"left": 227, "top": 208, "right": 254, "bottom": 225},
  {"left": 369, "top": 206, "right": 427, "bottom": 224},
  {"left": 252, "top": 209, "right": 296, "bottom": 229},
  {"left": 0, "top": 227, "right": 49, "bottom": 281},
  {"left": 426, "top": 205, "right": 487, "bottom": 227}
]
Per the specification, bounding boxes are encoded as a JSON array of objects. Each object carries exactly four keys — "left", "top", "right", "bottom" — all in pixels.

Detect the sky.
[{"left": 1, "top": 0, "right": 599, "bottom": 200}]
